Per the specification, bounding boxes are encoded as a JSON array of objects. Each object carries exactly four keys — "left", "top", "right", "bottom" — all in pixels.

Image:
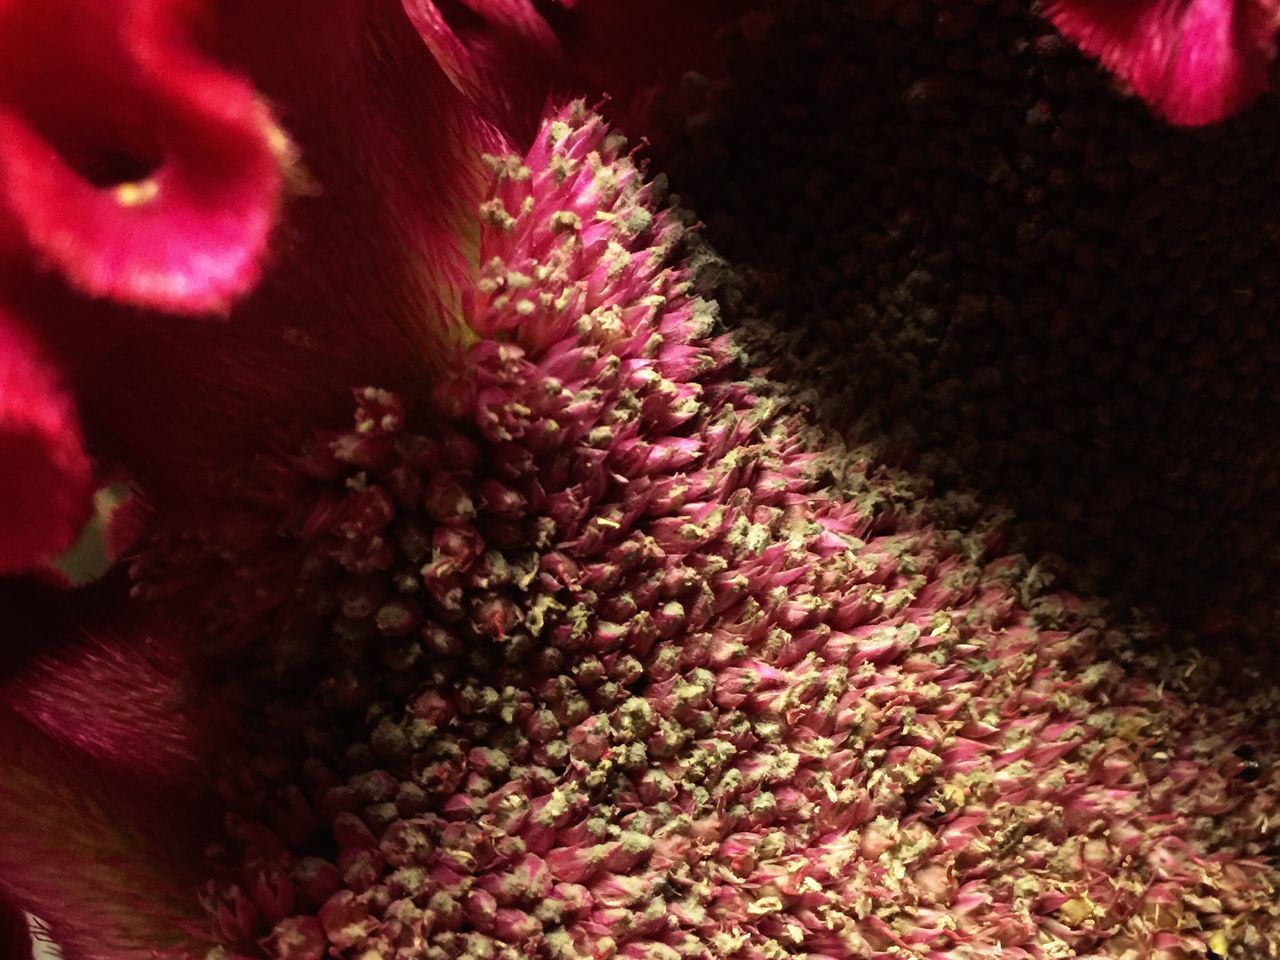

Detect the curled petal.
[
  {"left": 402, "top": 0, "right": 741, "bottom": 140},
  {"left": 0, "top": 309, "right": 92, "bottom": 575},
  {"left": 0, "top": 0, "right": 289, "bottom": 314},
  {"left": 1043, "top": 0, "right": 1280, "bottom": 125},
  {"left": 402, "top": 0, "right": 563, "bottom": 135},
  {"left": 66, "top": 1, "right": 499, "bottom": 507}
]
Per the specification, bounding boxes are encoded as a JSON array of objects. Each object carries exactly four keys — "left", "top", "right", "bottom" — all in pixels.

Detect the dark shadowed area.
[{"left": 656, "top": 0, "right": 1280, "bottom": 679}]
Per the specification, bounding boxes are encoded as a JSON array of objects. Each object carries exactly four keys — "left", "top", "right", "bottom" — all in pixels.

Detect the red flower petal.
[
  {"left": 1, "top": 0, "right": 734, "bottom": 514},
  {"left": 0, "top": 0, "right": 288, "bottom": 314},
  {"left": 53, "top": 1, "right": 500, "bottom": 508},
  {"left": 0, "top": 581, "right": 216, "bottom": 958},
  {"left": 0, "top": 309, "right": 92, "bottom": 575},
  {"left": 402, "top": 0, "right": 742, "bottom": 140},
  {"left": 4, "top": 594, "right": 217, "bottom": 785},
  {"left": 1043, "top": 0, "right": 1280, "bottom": 124},
  {"left": 402, "top": 0, "right": 563, "bottom": 137}
]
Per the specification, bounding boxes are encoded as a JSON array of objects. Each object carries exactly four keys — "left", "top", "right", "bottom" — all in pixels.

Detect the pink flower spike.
[
  {"left": 0, "top": 0, "right": 290, "bottom": 314},
  {"left": 1043, "top": 0, "right": 1280, "bottom": 125},
  {"left": 0, "top": 309, "right": 91, "bottom": 575}
]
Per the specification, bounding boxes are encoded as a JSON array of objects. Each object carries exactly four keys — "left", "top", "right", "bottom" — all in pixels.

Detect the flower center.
[{"left": 137, "top": 105, "right": 1280, "bottom": 960}]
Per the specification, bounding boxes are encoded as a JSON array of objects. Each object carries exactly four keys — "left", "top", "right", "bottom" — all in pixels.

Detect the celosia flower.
[
  {"left": 2, "top": 4, "right": 1279, "bottom": 960},
  {"left": 1041, "top": 0, "right": 1280, "bottom": 124},
  {"left": 0, "top": 0, "right": 721, "bottom": 578}
]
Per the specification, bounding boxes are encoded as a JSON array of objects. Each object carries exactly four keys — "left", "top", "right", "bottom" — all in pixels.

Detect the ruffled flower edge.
[
  {"left": 0, "top": 0, "right": 291, "bottom": 316},
  {"left": 1043, "top": 0, "right": 1280, "bottom": 125}
]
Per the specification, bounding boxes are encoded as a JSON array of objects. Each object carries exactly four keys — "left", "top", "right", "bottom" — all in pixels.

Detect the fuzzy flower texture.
[{"left": 2, "top": 3, "right": 1280, "bottom": 960}]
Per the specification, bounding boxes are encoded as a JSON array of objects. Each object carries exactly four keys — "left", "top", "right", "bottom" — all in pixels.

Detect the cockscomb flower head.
[
  {"left": 0, "top": 0, "right": 724, "bottom": 581},
  {"left": 0, "top": 0, "right": 1268, "bottom": 577},
  {"left": 2, "top": 3, "right": 1280, "bottom": 960},
  {"left": 21, "top": 103, "right": 1261, "bottom": 960}
]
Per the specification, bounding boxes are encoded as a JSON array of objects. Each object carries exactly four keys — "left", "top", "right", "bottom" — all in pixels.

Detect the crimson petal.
[
  {"left": 1043, "top": 0, "right": 1280, "bottom": 125},
  {"left": 24, "top": 1, "right": 507, "bottom": 510},
  {"left": 402, "top": 0, "right": 563, "bottom": 137},
  {"left": 0, "top": 577, "right": 223, "bottom": 955},
  {"left": 0, "top": 307, "right": 92, "bottom": 576},
  {"left": 0, "top": 0, "right": 288, "bottom": 314},
  {"left": 403, "top": 0, "right": 743, "bottom": 141},
  {"left": 3, "top": 591, "right": 218, "bottom": 786}
]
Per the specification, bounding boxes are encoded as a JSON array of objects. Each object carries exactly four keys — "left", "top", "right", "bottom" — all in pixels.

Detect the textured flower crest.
[
  {"left": 0, "top": 2, "right": 1278, "bottom": 960},
  {"left": 0, "top": 0, "right": 1273, "bottom": 577},
  {"left": 0, "top": 0, "right": 750, "bottom": 584}
]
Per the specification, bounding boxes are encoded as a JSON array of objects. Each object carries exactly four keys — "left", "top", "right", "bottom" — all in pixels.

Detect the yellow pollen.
[
  {"left": 264, "top": 122, "right": 294, "bottom": 160},
  {"left": 114, "top": 179, "right": 160, "bottom": 207}
]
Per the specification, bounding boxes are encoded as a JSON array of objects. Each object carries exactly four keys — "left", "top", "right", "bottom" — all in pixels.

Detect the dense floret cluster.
[
  {"left": 132, "top": 105, "right": 1280, "bottom": 960},
  {"left": 660, "top": 0, "right": 1280, "bottom": 662}
]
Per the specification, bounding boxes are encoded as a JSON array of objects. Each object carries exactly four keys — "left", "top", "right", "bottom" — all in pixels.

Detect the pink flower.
[
  {"left": 0, "top": 0, "right": 717, "bottom": 578},
  {"left": 1, "top": 4, "right": 1279, "bottom": 960},
  {"left": 1043, "top": 0, "right": 1280, "bottom": 124}
]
